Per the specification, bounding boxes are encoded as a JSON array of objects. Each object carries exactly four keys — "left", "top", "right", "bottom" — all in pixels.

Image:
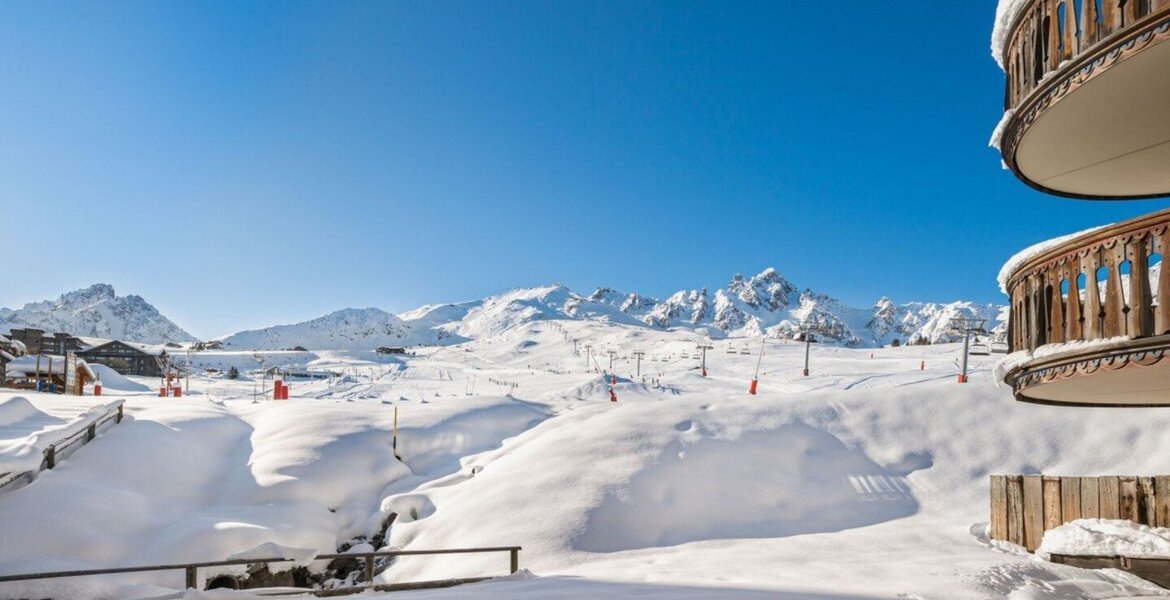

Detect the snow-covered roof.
[
  {"left": 4, "top": 354, "right": 95, "bottom": 378},
  {"left": 997, "top": 224, "right": 1112, "bottom": 294},
  {"left": 991, "top": 0, "right": 1030, "bottom": 69},
  {"left": 82, "top": 339, "right": 167, "bottom": 356}
]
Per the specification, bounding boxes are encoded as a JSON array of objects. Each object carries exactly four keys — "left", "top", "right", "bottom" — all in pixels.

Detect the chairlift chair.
[{"left": 969, "top": 337, "right": 991, "bottom": 356}]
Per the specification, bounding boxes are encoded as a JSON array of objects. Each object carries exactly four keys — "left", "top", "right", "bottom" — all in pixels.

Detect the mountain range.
[
  {"left": 0, "top": 270, "right": 1006, "bottom": 350},
  {"left": 0, "top": 284, "right": 195, "bottom": 345}
]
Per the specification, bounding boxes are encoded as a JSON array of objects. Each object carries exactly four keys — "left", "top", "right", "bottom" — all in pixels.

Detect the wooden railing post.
[
  {"left": 116, "top": 404, "right": 124, "bottom": 423},
  {"left": 364, "top": 557, "right": 375, "bottom": 583},
  {"left": 86, "top": 423, "right": 96, "bottom": 442},
  {"left": 185, "top": 566, "right": 197, "bottom": 589},
  {"left": 45, "top": 446, "right": 56, "bottom": 470},
  {"left": 509, "top": 548, "right": 519, "bottom": 574}
]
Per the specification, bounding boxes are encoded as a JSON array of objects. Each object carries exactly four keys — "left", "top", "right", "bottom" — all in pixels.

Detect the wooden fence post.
[
  {"left": 510, "top": 548, "right": 519, "bottom": 574},
  {"left": 1061, "top": 476, "right": 1082, "bottom": 524},
  {"left": 1120, "top": 477, "right": 1140, "bottom": 522},
  {"left": 1081, "top": 477, "right": 1100, "bottom": 518},
  {"left": 1139, "top": 477, "right": 1157, "bottom": 525},
  {"left": 1100, "top": 476, "right": 1121, "bottom": 519},
  {"left": 1008, "top": 475, "right": 1026, "bottom": 547},
  {"left": 1024, "top": 475, "right": 1045, "bottom": 551},
  {"left": 185, "top": 566, "right": 197, "bottom": 589},
  {"left": 991, "top": 476, "right": 1009, "bottom": 541},
  {"left": 45, "top": 446, "right": 56, "bottom": 470},
  {"left": 364, "top": 557, "right": 375, "bottom": 583},
  {"left": 1155, "top": 476, "right": 1170, "bottom": 526},
  {"left": 1043, "top": 476, "right": 1064, "bottom": 532}
]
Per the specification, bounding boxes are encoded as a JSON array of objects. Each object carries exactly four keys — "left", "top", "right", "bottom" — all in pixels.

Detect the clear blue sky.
[{"left": 1, "top": 1, "right": 1166, "bottom": 339}]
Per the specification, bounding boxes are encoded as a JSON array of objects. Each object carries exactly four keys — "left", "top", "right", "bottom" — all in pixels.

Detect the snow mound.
[
  {"left": 1039, "top": 519, "right": 1170, "bottom": 559},
  {"left": 0, "top": 396, "right": 42, "bottom": 428},
  {"left": 574, "top": 423, "right": 918, "bottom": 551},
  {"left": 89, "top": 363, "right": 150, "bottom": 392}
]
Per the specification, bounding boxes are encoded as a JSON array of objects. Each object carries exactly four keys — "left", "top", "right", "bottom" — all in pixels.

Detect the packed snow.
[
  {"left": 1038, "top": 519, "right": 1170, "bottom": 560},
  {"left": 1, "top": 319, "right": 1168, "bottom": 599},
  {"left": 991, "top": 0, "right": 1030, "bottom": 69},
  {"left": 997, "top": 224, "right": 1113, "bottom": 294}
]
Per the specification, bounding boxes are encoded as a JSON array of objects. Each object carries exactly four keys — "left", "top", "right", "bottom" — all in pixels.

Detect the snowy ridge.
[
  {"left": 0, "top": 284, "right": 195, "bottom": 345},
  {"left": 218, "top": 307, "right": 463, "bottom": 351}
]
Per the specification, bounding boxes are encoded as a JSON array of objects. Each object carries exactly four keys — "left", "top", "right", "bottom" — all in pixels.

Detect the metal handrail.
[{"left": 0, "top": 546, "right": 522, "bottom": 593}]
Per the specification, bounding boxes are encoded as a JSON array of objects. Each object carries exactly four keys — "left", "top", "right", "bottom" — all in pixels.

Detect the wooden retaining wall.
[{"left": 990, "top": 475, "right": 1170, "bottom": 551}]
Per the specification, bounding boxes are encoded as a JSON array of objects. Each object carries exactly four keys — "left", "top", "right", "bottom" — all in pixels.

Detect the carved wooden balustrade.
[
  {"left": 1005, "top": 208, "right": 1170, "bottom": 354},
  {"left": 1004, "top": 0, "right": 1170, "bottom": 111}
]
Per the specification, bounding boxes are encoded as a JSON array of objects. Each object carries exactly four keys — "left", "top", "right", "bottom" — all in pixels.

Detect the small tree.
[{"left": 227, "top": 366, "right": 239, "bottom": 380}]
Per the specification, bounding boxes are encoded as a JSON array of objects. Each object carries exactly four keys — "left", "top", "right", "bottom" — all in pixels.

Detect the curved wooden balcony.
[
  {"left": 999, "top": 0, "right": 1170, "bottom": 198},
  {"left": 1002, "top": 208, "right": 1170, "bottom": 406}
]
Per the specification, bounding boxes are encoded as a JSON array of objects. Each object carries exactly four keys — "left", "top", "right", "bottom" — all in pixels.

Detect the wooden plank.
[
  {"left": 1100, "top": 476, "right": 1121, "bottom": 519},
  {"left": 991, "top": 476, "right": 1009, "bottom": 541},
  {"left": 1024, "top": 475, "right": 1045, "bottom": 551},
  {"left": 1008, "top": 475, "right": 1026, "bottom": 547},
  {"left": 1155, "top": 476, "right": 1170, "bottom": 527},
  {"left": 1120, "top": 476, "right": 1140, "bottom": 522},
  {"left": 1044, "top": 476, "right": 1064, "bottom": 532},
  {"left": 1061, "top": 476, "right": 1082, "bottom": 524},
  {"left": 1139, "top": 477, "right": 1157, "bottom": 525},
  {"left": 1081, "top": 477, "right": 1100, "bottom": 518}
]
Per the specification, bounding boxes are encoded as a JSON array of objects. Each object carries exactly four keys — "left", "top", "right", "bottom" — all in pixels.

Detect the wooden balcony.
[
  {"left": 1002, "top": 208, "right": 1170, "bottom": 406},
  {"left": 999, "top": 0, "right": 1170, "bottom": 198}
]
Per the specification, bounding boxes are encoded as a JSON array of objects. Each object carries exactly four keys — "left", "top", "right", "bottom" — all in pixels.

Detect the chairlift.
[
  {"left": 725, "top": 346, "right": 737, "bottom": 354},
  {"left": 739, "top": 348, "right": 751, "bottom": 355},
  {"left": 969, "top": 337, "right": 991, "bottom": 356}
]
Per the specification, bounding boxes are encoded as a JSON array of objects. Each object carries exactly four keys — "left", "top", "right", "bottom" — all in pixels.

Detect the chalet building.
[
  {"left": 3, "top": 329, "right": 170, "bottom": 378},
  {"left": 7, "top": 328, "right": 86, "bottom": 356},
  {"left": 0, "top": 334, "right": 24, "bottom": 375},
  {"left": 994, "top": 0, "right": 1170, "bottom": 406},
  {"left": 78, "top": 341, "right": 169, "bottom": 378}
]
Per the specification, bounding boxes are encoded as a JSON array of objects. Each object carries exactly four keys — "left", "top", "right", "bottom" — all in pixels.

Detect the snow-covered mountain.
[
  {"left": 426, "top": 268, "right": 1005, "bottom": 348},
  {"left": 0, "top": 284, "right": 196, "bottom": 345},
  {"left": 5, "top": 270, "right": 1005, "bottom": 351},
  {"left": 217, "top": 307, "right": 463, "bottom": 351}
]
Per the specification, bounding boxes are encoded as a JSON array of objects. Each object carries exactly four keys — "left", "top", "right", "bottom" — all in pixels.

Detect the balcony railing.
[
  {"left": 1004, "top": 0, "right": 1170, "bottom": 110},
  {"left": 1004, "top": 208, "right": 1170, "bottom": 354}
]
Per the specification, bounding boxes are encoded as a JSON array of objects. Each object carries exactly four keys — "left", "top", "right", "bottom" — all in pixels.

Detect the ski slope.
[{"left": 0, "top": 320, "right": 1168, "bottom": 599}]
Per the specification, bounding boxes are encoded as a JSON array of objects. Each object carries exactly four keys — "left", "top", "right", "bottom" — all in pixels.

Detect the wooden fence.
[
  {"left": 0, "top": 400, "right": 125, "bottom": 495},
  {"left": 990, "top": 474, "right": 1170, "bottom": 551},
  {"left": 0, "top": 546, "right": 522, "bottom": 596}
]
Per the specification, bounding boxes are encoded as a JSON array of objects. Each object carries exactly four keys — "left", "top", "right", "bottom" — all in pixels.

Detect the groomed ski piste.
[{"left": 3, "top": 320, "right": 1170, "bottom": 599}]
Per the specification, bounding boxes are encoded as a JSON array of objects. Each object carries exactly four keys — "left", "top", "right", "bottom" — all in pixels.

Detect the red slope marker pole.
[{"left": 749, "top": 338, "right": 764, "bottom": 395}]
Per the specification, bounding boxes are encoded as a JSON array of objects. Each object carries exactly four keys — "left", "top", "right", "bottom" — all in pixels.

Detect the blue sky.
[{"left": 1, "top": 1, "right": 1166, "bottom": 339}]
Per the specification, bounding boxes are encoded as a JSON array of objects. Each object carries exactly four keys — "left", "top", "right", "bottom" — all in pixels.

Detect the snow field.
[{"left": 1, "top": 319, "right": 1168, "bottom": 599}]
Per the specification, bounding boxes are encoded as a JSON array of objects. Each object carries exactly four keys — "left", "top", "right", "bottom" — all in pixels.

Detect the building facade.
[{"left": 995, "top": 0, "right": 1170, "bottom": 406}]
